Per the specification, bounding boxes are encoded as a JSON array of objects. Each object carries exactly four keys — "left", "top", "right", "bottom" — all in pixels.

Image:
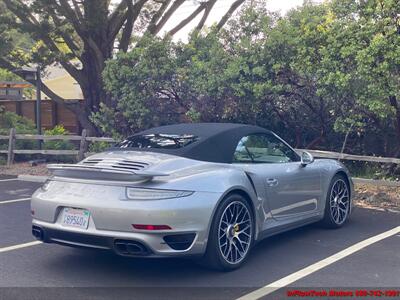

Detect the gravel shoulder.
[
  {"left": 354, "top": 184, "right": 400, "bottom": 212},
  {"left": 0, "top": 162, "right": 50, "bottom": 176}
]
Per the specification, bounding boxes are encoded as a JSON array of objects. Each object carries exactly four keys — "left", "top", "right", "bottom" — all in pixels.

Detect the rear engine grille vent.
[
  {"left": 81, "top": 158, "right": 149, "bottom": 171},
  {"left": 81, "top": 159, "right": 102, "bottom": 165}
]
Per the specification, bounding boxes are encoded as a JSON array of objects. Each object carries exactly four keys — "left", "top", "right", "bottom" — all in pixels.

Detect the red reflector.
[
  {"left": 31, "top": 209, "right": 35, "bottom": 216},
  {"left": 132, "top": 224, "right": 172, "bottom": 230}
]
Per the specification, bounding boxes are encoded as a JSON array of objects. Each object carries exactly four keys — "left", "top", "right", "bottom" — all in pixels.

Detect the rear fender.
[{"left": 319, "top": 159, "right": 354, "bottom": 213}]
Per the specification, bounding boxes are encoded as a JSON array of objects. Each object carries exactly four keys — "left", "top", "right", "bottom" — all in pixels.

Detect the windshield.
[{"left": 116, "top": 134, "right": 199, "bottom": 149}]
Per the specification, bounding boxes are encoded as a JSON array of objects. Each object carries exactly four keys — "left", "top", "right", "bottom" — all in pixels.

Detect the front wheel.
[
  {"left": 202, "top": 194, "right": 254, "bottom": 271},
  {"left": 322, "top": 174, "right": 351, "bottom": 228}
]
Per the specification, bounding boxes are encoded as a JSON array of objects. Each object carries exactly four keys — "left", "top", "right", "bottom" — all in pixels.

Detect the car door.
[{"left": 232, "top": 133, "right": 322, "bottom": 220}]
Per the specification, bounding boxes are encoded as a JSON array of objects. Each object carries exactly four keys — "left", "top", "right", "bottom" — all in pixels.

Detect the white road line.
[
  {"left": 237, "top": 226, "right": 400, "bottom": 300},
  {"left": 0, "top": 198, "right": 31, "bottom": 204},
  {"left": 0, "top": 178, "right": 18, "bottom": 182},
  {"left": 0, "top": 241, "right": 42, "bottom": 254}
]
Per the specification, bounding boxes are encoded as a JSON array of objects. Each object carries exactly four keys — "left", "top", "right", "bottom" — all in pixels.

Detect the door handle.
[{"left": 266, "top": 178, "right": 278, "bottom": 187}]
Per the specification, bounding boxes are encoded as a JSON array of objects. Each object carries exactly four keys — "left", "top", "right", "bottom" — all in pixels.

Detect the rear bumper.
[
  {"left": 32, "top": 222, "right": 201, "bottom": 257},
  {"left": 31, "top": 184, "right": 222, "bottom": 257},
  {"left": 32, "top": 224, "right": 199, "bottom": 257}
]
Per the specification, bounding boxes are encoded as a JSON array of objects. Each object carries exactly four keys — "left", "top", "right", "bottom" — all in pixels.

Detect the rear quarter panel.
[{"left": 141, "top": 166, "right": 261, "bottom": 238}]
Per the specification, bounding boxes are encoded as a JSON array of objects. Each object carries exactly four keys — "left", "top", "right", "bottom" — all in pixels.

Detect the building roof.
[{"left": 0, "top": 82, "right": 31, "bottom": 88}]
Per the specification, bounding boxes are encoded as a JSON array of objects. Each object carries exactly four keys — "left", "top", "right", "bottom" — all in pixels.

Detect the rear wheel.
[
  {"left": 202, "top": 193, "right": 254, "bottom": 271},
  {"left": 322, "top": 174, "right": 351, "bottom": 228}
]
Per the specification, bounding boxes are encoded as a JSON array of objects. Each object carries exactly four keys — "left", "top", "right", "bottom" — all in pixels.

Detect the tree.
[
  {"left": 319, "top": 0, "right": 400, "bottom": 156},
  {"left": 98, "top": 36, "right": 182, "bottom": 136},
  {"left": 98, "top": 0, "right": 400, "bottom": 158},
  {"left": 0, "top": 0, "right": 246, "bottom": 134}
]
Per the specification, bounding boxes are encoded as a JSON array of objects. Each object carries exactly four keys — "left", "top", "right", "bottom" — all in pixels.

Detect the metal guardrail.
[
  {"left": 1, "top": 128, "right": 399, "bottom": 187},
  {"left": 298, "top": 149, "right": 400, "bottom": 164}
]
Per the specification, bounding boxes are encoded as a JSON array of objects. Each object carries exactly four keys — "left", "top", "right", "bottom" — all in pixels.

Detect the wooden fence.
[
  {"left": 0, "top": 99, "right": 82, "bottom": 133},
  {"left": 1, "top": 128, "right": 399, "bottom": 187},
  {"left": 0, "top": 128, "right": 114, "bottom": 165}
]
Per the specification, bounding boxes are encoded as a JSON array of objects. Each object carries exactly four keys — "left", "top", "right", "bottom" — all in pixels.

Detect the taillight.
[{"left": 132, "top": 224, "right": 172, "bottom": 230}]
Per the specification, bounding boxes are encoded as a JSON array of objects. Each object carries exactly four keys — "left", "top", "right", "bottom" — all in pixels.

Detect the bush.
[
  {"left": 43, "top": 125, "right": 75, "bottom": 163},
  {"left": 0, "top": 107, "right": 36, "bottom": 134},
  {"left": 43, "top": 125, "right": 75, "bottom": 150},
  {"left": 88, "top": 141, "right": 111, "bottom": 153},
  {"left": 0, "top": 106, "right": 37, "bottom": 153},
  {"left": 0, "top": 108, "right": 77, "bottom": 163},
  {"left": 0, "top": 155, "right": 6, "bottom": 165}
]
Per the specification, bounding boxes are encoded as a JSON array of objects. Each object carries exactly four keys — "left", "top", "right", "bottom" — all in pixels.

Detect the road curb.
[
  {"left": 17, "top": 175, "right": 48, "bottom": 183},
  {"left": 0, "top": 175, "right": 17, "bottom": 180}
]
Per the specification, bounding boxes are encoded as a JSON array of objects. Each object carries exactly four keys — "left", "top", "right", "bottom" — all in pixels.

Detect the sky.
[{"left": 161, "top": 0, "right": 310, "bottom": 41}]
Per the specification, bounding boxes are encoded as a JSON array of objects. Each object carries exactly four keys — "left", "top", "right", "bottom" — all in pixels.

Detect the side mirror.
[{"left": 300, "top": 151, "right": 314, "bottom": 167}]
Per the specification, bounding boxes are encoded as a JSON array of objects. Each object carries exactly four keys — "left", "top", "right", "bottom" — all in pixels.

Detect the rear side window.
[{"left": 116, "top": 134, "right": 198, "bottom": 149}]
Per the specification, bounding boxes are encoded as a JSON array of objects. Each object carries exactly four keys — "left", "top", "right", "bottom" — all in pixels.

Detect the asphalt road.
[{"left": 0, "top": 177, "right": 399, "bottom": 300}]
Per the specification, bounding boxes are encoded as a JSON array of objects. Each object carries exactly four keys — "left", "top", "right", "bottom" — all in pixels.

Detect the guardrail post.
[
  {"left": 78, "top": 129, "right": 87, "bottom": 161},
  {"left": 7, "top": 128, "right": 16, "bottom": 166}
]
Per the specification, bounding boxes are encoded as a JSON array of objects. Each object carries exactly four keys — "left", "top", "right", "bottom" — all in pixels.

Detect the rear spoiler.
[{"left": 47, "top": 164, "right": 168, "bottom": 181}]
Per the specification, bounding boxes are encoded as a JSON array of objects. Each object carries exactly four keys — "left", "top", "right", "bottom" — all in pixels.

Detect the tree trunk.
[
  {"left": 382, "top": 96, "right": 400, "bottom": 176},
  {"left": 75, "top": 52, "right": 110, "bottom": 136},
  {"left": 78, "top": 68, "right": 111, "bottom": 136},
  {"left": 389, "top": 96, "right": 400, "bottom": 149},
  {"left": 294, "top": 127, "right": 302, "bottom": 148},
  {"left": 306, "top": 128, "right": 325, "bottom": 149},
  {"left": 73, "top": 0, "right": 113, "bottom": 135},
  {"left": 65, "top": 102, "right": 99, "bottom": 136}
]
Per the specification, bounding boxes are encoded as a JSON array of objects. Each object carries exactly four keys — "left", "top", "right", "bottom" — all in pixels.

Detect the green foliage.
[
  {"left": 0, "top": 105, "right": 37, "bottom": 151},
  {"left": 185, "top": 108, "right": 201, "bottom": 123},
  {"left": 0, "top": 106, "right": 35, "bottom": 134},
  {"left": 97, "top": 0, "right": 399, "bottom": 158},
  {"left": 0, "top": 0, "right": 244, "bottom": 135},
  {"left": 97, "top": 36, "right": 183, "bottom": 135},
  {"left": 0, "top": 68, "right": 20, "bottom": 81},
  {"left": 43, "top": 125, "right": 74, "bottom": 151},
  {"left": 88, "top": 141, "right": 111, "bottom": 153},
  {"left": 42, "top": 125, "right": 75, "bottom": 163},
  {"left": 342, "top": 160, "right": 400, "bottom": 181}
]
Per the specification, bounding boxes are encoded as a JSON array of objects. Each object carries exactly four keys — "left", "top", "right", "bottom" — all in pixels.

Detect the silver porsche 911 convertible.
[{"left": 31, "top": 123, "right": 353, "bottom": 270}]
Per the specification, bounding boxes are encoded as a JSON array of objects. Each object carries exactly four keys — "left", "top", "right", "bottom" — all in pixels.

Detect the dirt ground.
[
  {"left": 1, "top": 163, "right": 399, "bottom": 212},
  {"left": 0, "top": 162, "right": 50, "bottom": 176},
  {"left": 354, "top": 184, "right": 400, "bottom": 212}
]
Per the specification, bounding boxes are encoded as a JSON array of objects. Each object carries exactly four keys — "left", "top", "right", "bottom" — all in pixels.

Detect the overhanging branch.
[
  {"left": 0, "top": 57, "right": 73, "bottom": 109},
  {"left": 167, "top": 2, "right": 207, "bottom": 36},
  {"left": 216, "top": 0, "right": 246, "bottom": 31},
  {"left": 3, "top": 0, "right": 84, "bottom": 84},
  {"left": 109, "top": 0, "right": 148, "bottom": 46},
  {"left": 152, "top": 0, "right": 186, "bottom": 35},
  {"left": 195, "top": 0, "right": 218, "bottom": 32},
  {"left": 118, "top": 0, "right": 148, "bottom": 51}
]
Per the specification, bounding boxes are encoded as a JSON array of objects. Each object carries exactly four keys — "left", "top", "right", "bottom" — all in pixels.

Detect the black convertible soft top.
[{"left": 115, "top": 123, "right": 270, "bottom": 163}]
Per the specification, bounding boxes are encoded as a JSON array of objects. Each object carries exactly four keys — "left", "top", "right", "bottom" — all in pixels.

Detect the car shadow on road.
[{"left": 40, "top": 207, "right": 399, "bottom": 287}]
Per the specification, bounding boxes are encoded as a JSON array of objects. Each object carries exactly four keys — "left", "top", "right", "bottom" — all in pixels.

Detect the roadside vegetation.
[
  {"left": 0, "top": 0, "right": 247, "bottom": 134},
  {"left": 0, "top": 0, "right": 399, "bottom": 181},
  {"left": 0, "top": 108, "right": 75, "bottom": 163},
  {"left": 95, "top": 0, "right": 400, "bottom": 163},
  {"left": 0, "top": 106, "right": 37, "bottom": 155}
]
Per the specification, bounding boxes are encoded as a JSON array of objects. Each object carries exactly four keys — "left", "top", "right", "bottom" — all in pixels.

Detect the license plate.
[{"left": 61, "top": 208, "right": 90, "bottom": 229}]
